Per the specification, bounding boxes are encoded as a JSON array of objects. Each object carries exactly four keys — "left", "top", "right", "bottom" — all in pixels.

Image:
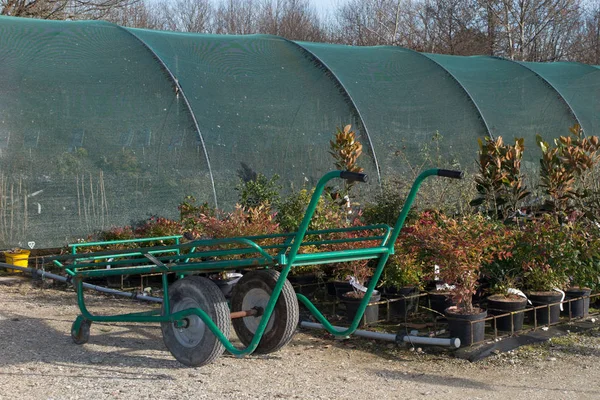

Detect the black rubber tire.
[
  {"left": 161, "top": 276, "right": 231, "bottom": 367},
  {"left": 71, "top": 319, "right": 91, "bottom": 345},
  {"left": 231, "top": 269, "right": 299, "bottom": 354}
]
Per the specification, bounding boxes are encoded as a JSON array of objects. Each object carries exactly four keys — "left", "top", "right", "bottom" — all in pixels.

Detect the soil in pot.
[
  {"left": 341, "top": 291, "right": 381, "bottom": 326},
  {"left": 486, "top": 294, "right": 527, "bottom": 332},
  {"left": 527, "top": 291, "right": 563, "bottom": 325},
  {"left": 382, "top": 286, "right": 419, "bottom": 320},
  {"left": 445, "top": 306, "right": 487, "bottom": 347},
  {"left": 562, "top": 287, "right": 592, "bottom": 318},
  {"left": 428, "top": 291, "right": 456, "bottom": 316}
]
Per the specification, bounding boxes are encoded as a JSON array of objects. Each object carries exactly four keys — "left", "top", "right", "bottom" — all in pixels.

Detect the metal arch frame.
[
  {"left": 114, "top": 25, "right": 219, "bottom": 208},
  {"left": 500, "top": 58, "right": 585, "bottom": 135},
  {"left": 273, "top": 37, "right": 382, "bottom": 185},
  {"left": 396, "top": 49, "right": 493, "bottom": 139}
]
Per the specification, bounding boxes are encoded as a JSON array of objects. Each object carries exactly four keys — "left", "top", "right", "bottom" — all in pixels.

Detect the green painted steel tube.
[
  {"left": 70, "top": 235, "right": 182, "bottom": 251},
  {"left": 387, "top": 169, "right": 439, "bottom": 248},
  {"left": 74, "top": 276, "right": 278, "bottom": 357},
  {"left": 287, "top": 170, "right": 343, "bottom": 264}
]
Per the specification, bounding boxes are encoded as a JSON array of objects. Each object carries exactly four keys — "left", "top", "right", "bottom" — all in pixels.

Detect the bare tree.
[
  {"left": 104, "top": 0, "right": 168, "bottom": 29},
  {"left": 482, "top": 0, "right": 583, "bottom": 61},
  {"left": 1, "top": 0, "right": 139, "bottom": 20},
  {"left": 334, "top": 0, "right": 414, "bottom": 46},
  {"left": 214, "top": 0, "right": 258, "bottom": 34},
  {"left": 257, "top": 0, "right": 325, "bottom": 41},
  {"left": 162, "top": 0, "right": 213, "bottom": 33},
  {"left": 571, "top": 3, "right": 600, "bottom": 64}
]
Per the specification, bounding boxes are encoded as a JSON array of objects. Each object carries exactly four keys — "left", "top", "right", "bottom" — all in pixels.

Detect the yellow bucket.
[{"left": 3, "top": 249, "right": 30, "bottom": 273}]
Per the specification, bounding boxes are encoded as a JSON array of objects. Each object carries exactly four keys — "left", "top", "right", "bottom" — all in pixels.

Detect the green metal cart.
[{"left": 50, "top": 168, "right": 463, "bottom": 367}]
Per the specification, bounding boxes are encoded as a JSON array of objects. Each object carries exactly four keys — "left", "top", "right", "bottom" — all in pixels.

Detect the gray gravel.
[{"left": 1, "top": 279, "right": 600, "bottom": 399}]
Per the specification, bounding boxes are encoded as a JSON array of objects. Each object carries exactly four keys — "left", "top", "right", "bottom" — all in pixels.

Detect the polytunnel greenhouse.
[{"left": 0, "top": 15, "right": 599, "bottom": 248}]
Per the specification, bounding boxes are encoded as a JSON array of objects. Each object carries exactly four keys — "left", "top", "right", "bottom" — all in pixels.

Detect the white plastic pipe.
[
  {"left": 0, "top": 262, "right": 163, "bottom": 303},
  {"left": 300, "top": 321, "right": 460, "bottom": 348}
]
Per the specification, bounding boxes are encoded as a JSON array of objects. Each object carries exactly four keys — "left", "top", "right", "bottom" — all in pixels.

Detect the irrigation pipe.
[
  {"left": 300, "top": 321, "right": 461, "bottom": 348},
  {"left": 0, "top": 262, "right": 163, "bottom": 303}
]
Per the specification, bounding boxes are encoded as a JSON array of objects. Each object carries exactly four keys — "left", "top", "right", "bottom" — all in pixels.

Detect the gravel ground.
[{"left": 1, "top": 278, "right": 600, "bottom": 399}]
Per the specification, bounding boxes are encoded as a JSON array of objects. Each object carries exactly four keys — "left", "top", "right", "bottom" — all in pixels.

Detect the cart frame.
[{"left": 50, "top": 168, "right": 462, "bottom": 359}]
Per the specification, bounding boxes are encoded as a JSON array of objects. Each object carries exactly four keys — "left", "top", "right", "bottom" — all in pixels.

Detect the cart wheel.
[
  {"left": 71, "top": 318, "right": 91, "bottom": 345},
  {"left": 161, "top": 276, "right": 230, "bottom": 367},
  {"left": 231, "top": 269, "right": 299, "bottom": 354}
]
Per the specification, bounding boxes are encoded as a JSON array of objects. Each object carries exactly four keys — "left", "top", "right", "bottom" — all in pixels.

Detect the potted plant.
[
  {"left": 409, "top": 211, "right": 512, "bottom": 346},
  {"left": 483, "top": 258, "right": 528, "bottom": 333},
  {"left": 559, "top": 220, "right": 599, "bottom": 318},
  {"left": 379, "top": 248, "right": 423, "bottom": 319},
  {"left": 516, "top": 217, "right": 569, "bottom": 325}
]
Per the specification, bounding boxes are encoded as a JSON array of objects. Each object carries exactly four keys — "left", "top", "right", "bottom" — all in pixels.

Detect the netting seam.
[
  {"left": 508, "top": 59, "right": 584, "bottom": 134},
  {"left": 404, "top": 50, "right": 493, "bottom": 139},
  {"left": 287, "top": 39, "right": 382, "bottom": 185},
  {"left": 118, "top": 26, "right": 219, "bottom": 208}
]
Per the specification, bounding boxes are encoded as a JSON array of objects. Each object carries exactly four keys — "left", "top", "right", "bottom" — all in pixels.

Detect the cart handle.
[
  {"left": 339, "top": 171, "right": 368, "bottom": 183},
  {"left": 437, "top": 169, "right": 464, "bottom": 179},
  {"left": 286, "top": 170, "right": 368, "bottom": 264}
]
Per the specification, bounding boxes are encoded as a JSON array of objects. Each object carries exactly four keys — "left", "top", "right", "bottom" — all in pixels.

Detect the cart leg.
[
  {"left": 230, "top": 269, "right": 299, "bottom": 354},
  {"left": 71, "top": 316, "right": 92, "bottom": 345},
  {"left": 161, "top": 276, "right": 230, "bottom": 367}
]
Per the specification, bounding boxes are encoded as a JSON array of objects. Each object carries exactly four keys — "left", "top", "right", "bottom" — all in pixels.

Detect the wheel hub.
[
  {"left": 241, "top": 288, "right": 275, "bottom": 334},
  {"left": 172, "top": 297, "right": 206, "bottom": 348}
]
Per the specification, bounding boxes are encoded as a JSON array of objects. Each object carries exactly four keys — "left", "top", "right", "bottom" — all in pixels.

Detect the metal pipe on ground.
[
  {"left": 300, "top": 321, "right": 460, "bottom": 348},
  {"left": 0, "top": 262, "right": 163, "bottom": 303}
]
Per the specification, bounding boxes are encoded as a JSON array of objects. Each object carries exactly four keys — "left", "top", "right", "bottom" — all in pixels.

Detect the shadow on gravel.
[
  {"left": 370, "top": 368, "right": 493, "bottom": 391},
  {"left": 0, "top": 312, "right": 182, "bottom": 369}
]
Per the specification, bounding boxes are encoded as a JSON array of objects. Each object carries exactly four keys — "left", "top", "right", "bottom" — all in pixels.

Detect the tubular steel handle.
[
  {"left": 437, "top": 169, "right": 464, "bottom": 179},
  {"left": 340, "top": 171, "right": 368, "bottom": 183}
]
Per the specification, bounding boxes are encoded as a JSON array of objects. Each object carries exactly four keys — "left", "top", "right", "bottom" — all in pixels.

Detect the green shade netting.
[
  {"left": 0, "top": 15, "right": 598, "bottom": 248},
  {"left": 129, "top": 29, "right": 361, "bottom": 205},
  {"left": 0, "top": 17, "right": 208, "bottom": 247},
  {"left": 425, "top": 54, "right": 579, "bottom": 164},
  {"left": 519, "top": 61, "right": 600, "bottom": 136},
  {"left": 299, "top": 43, "right": 486, "bottom": 176}
]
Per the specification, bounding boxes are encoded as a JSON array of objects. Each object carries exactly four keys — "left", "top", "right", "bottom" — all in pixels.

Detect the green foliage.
[
  {"left": 178, "top": 195, "right": 216, "bottom": 236},
  {"left": 403, "top": 211, "right": 513, "bottom": 313},
  {"left": 513, "top": 216, "right": 570, "bottom": 292},
  {"left": 362, "top": 178, "right": 410, "bottom": 226},
  {"left": 536, "top": 124, "right": 600, "bottom": 216},
  {"left": 236, "top": 173, "right": 281, "bottom": 209},
  {"left": 471, "top": 136, "right": 529, "bottom": 219},
  {"left": 380, "top": 247, "right": 423, "bottom": 290},
  {"left": 56, "top": 147, "right": 88, "bottom": 176},
  {"left": 276, "top": 188, "right": 345, "bottom": 233}
]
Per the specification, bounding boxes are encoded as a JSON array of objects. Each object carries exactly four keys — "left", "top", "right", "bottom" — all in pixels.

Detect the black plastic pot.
[
  {"left": 341, "top": 291, "right": 381, "bottom": 326},
  {"left": 528, "top": 291, "right": 563, "bottom": 325},
  {"left": 288, "top": 273, "right": 319, "bottom": 298},
  {"left": 486, "top": 295, "right": 527, "bottom": 332},
  {"left": 382, "top": 286, "right": 419, "bottom": 320},
  {"left": 445, "top": 306, "right": 487, "bottom": 347},
  {"left": 428, "top": 291, "right": 456, "bottom": 315},
  {"left": 331, "top": 280, "right": 354, "bottom": 299},
  {"left": 562, "top": 288, "right": 592, "bottom": 318}
]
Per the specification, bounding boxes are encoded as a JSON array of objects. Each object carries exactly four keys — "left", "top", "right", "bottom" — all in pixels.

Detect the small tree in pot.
[{"left": 409, "top": 211, "right": 513, "bottom": 345}]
